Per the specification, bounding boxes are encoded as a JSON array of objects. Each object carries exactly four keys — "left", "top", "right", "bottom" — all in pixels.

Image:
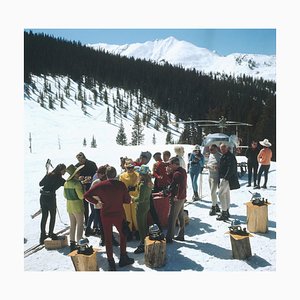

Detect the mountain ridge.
[{"left": 88, "top": 36, "right": 275, "bottom": 81}]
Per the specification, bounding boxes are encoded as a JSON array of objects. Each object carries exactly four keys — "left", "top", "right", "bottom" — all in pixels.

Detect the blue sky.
[{"left": 27, "top": 29, "right": 275, "bottom": 56}]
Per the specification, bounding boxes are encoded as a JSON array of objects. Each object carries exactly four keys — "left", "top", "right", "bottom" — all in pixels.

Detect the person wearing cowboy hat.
[
  {"left": 254, "top": 139, "right": 272, "bottom": 189},
  {"left": 63, "top": 164, "right": 85, "bottom": 252}
]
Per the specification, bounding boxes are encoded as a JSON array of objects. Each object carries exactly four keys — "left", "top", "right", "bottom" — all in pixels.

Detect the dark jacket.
[
  {"left": 245, "top": 147, "right": 260, "bottom": 166},
  {"left": 39, "top": 173, "right": 66, "bottom": 195},
  {"left": 219, "top": 151, "right": 240, "bottom": 190},
  {"left": 75, "top": 159, "right": 97, "bottom": 190}
]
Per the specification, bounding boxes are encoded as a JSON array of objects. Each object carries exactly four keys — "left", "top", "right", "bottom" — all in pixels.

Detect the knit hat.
[
  {"left": 259, "top": 139, "right": 272, "bottom": 147},
  {"left": 135, "top": 164, "right": 150, "bottom": 175},
  {"left": 66, "top": 164, "right": 84, "bottom": 180},
  {"left": 193, "top": 144, "right": 201, "bottom": 151}
]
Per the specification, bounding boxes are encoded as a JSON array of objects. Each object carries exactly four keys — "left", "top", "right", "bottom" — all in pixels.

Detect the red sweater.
[
  {"left": 152, "top": 160, "right": 171, "bottom": 188},
  {"left": 168, "top": 167, "right": 187, "bottom": 200},
  {"left": 84, "top": 179, "right": 131, "bottom": 217}
]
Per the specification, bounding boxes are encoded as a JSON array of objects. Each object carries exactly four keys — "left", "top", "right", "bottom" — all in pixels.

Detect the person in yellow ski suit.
[{"left": 119, "top": 159, "right": 140, "bottom": 240}]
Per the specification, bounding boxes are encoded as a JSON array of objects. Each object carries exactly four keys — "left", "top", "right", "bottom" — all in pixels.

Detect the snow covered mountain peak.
[{"left": 88, "top": 36, "right": 275, "bottom": 81}]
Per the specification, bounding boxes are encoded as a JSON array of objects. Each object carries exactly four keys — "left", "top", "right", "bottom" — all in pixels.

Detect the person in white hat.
[{"left": 254, "top": 139, "right": 273, "bottom": 189}]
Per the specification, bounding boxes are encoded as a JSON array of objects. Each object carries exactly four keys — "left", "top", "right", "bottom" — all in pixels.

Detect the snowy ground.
[
  {"left": 24, "top": 153, "right": 276, "bottom": 272},
  {"left": 22, "top": 94, "right": 277, "bottom": 273}
]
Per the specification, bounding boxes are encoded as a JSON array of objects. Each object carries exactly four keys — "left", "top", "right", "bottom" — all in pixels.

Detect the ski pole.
[
  {"left": 31, "top": 208, "right": 42, "bottom": 219},
  {"left": 56, "top": 205, "right": 68, "bottom": 225}
]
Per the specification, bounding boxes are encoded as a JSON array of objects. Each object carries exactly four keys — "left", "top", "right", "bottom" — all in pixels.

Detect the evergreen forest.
[{"left": 24, "top": 31, "right": 276, "bottom": 159}]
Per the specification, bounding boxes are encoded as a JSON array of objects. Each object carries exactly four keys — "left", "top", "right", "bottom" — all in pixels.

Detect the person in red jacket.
[
  {"left": 165, "top": 157, "right": 187, "bottom": 243},
  {"left": 84, "top": 165, "right": 134, "bottom": 271},
  {"left": 152, "top": 152, "right": 171, "bottom": 192}
]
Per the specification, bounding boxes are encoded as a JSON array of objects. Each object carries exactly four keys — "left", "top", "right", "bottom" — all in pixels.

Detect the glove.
[{"left": 128, "top": 185, "right": 136, "bottom": 192}]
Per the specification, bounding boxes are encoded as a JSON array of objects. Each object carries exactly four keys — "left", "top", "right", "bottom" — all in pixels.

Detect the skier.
[
  {"left": 84, "top": 166, "right": 134, "bottom": 271},
  {"left": 64, "top": 164, "right": 85, "bottom": 251},
  {"left": 119, "top": 159, "right": 140, "bottom": 241},
  {"left": 165, "top": 157, "right": 187, "bottom": 243},
  {"left": 255, "top": 138, "right": 272, "bottom": 189},
  {"left": 188, "top": 145, "right": 204, "bottom": 201},
  {"left": 217, "top": 143, "right": 240, "bottom": 221},
  {"left": 245, "top": 140, "right": 260, "bottom": 187},
  {"left": 39, "top": 163, "right": 66, "bottom": 244},
  {"left": 75, "top": 152, "right": 97, "bottom": 226},
  {"left": 205, "top": 144, "right": 221, "bottom": 216},
  {"left": 132, "top": 165, "right": 153, "bottom": 254}
]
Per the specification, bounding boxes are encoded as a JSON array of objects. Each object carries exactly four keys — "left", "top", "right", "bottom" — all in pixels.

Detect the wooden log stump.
[
  {"left": 144, "top": 236, "right": 166, "bottom": 268},
  {"left": 229, "top": 233, "right": 253, "bottom": 260},
  {"left": 245, "top": 202, "right": 270, "bottom": 233},
  {"left": 44, "top": 236, "right": 68, "bottom": 250},
  {"left": 68, "top": 249, "right": 98, "bottom": 271}
]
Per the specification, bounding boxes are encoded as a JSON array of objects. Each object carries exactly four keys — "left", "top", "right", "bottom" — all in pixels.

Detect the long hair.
[{"left": 50, "top": 164, "right": 66, "bottom": 176}]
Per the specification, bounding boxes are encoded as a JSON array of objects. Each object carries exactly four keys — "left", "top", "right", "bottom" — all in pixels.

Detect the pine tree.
[
  {"left": 152, "top": 133, "right": 156, "bottom": 145},
  {"left": 106, "top": 107, "right": 111, "bottom": 123},
  {"left": 83, "top": 138, "right": 87, "bottom": 147},
  {"left": 131, "top": 112, "right": 144, "bottom": 145},
  {"left": 104, "top": 89, "right": 108, "bottom": 104},
  {"left": 93, "top": 89, "right": 98, "bottom": 105},
  {"left": 48, "top": 95, "right": 54, "bottom": 109},
  {"left": 91, "top": 135, "right": 97, "bottom": 148},
  {"left": 116, "top": 121, "right": 127, "bottom": 145},
  {"left": 166, "top": 131, "right": 173, "bottom": 144}
]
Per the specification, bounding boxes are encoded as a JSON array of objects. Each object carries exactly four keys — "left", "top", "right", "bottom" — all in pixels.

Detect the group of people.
[
  {"left": 37, "top": 138, "right": 272, "bottom": 271},
  {"left": 38, "top": 149, "right": 188, "bottom": 271},
  {"left": 245, "top": 138, "right": 273, "bottom": 189}
]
